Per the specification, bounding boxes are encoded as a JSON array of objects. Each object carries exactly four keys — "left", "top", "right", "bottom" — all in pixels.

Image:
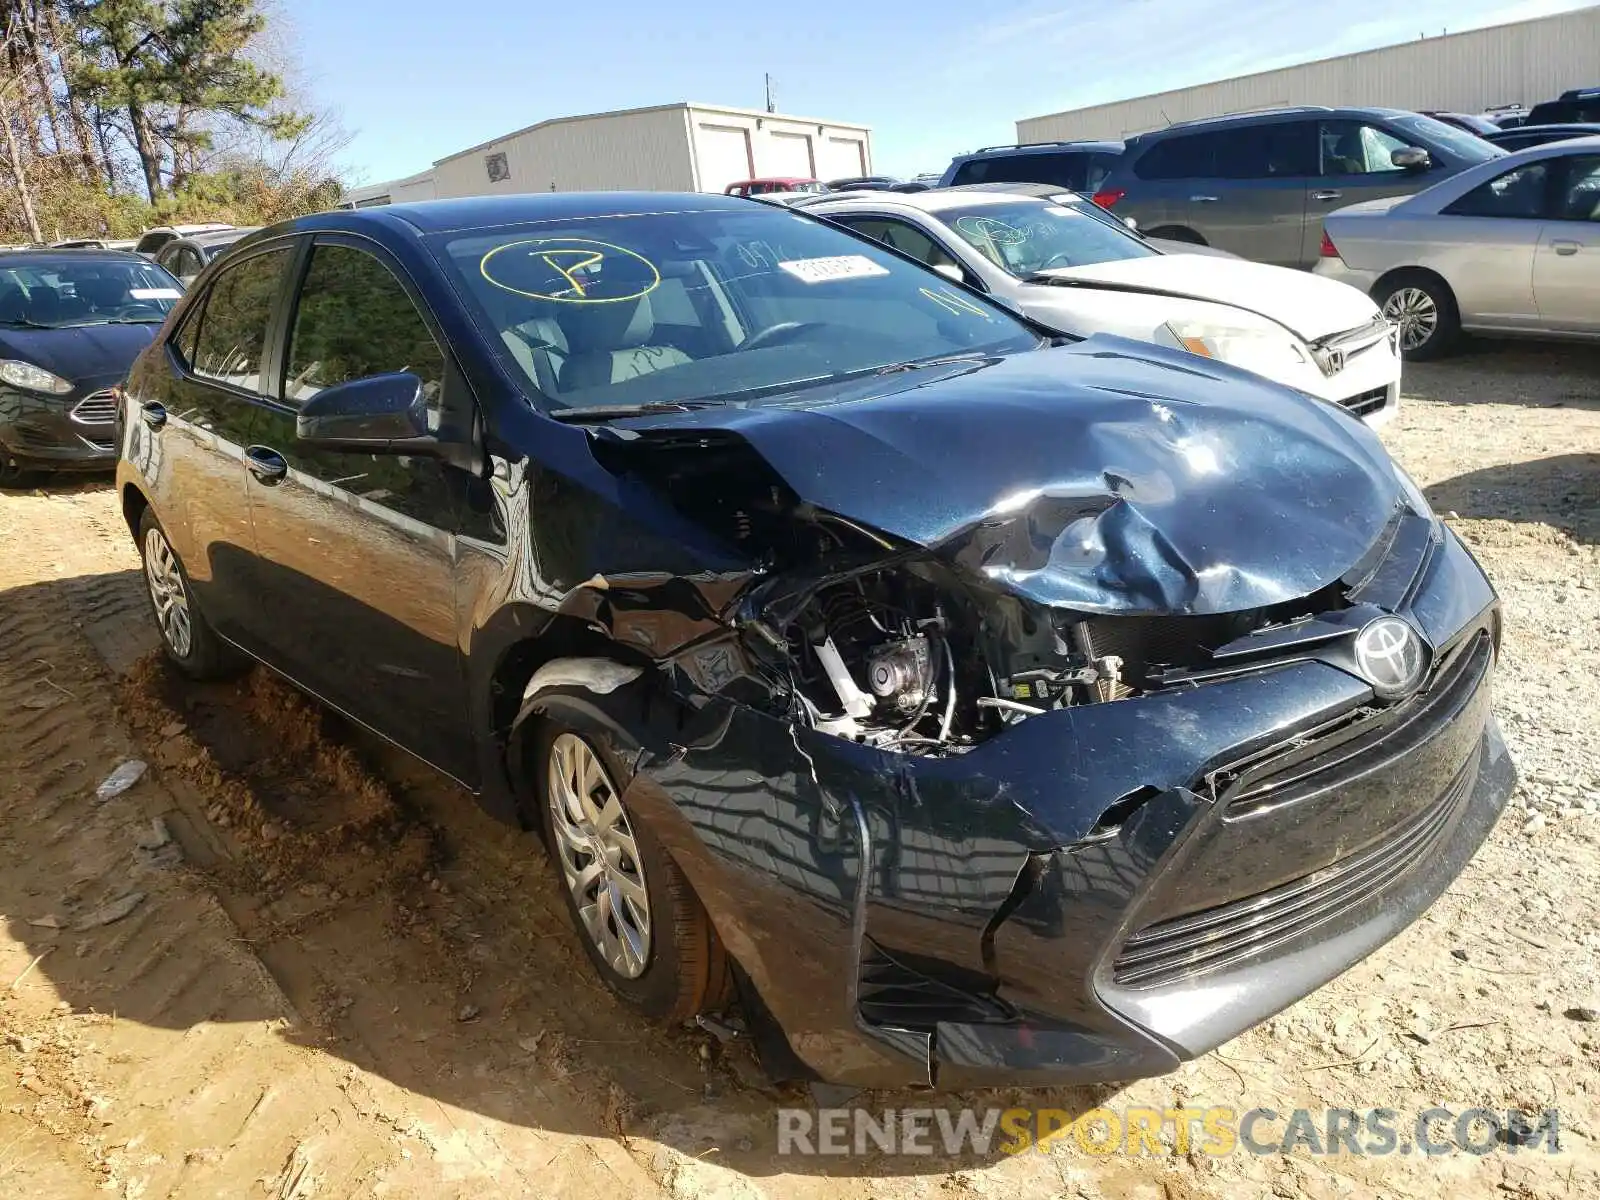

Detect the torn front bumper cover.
[{"left": 578, "top": 526, "right": 1515, "bottom": 1090}]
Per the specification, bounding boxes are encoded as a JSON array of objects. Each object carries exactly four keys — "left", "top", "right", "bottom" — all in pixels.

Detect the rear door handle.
[
  {"left": 1551, "top": 239, "right": 1581, "bottom": 256},
  {"left": 1311, "top": 190, "right": 1344, "bottom": 202},
  {"left": 1190, "top": 194, "right": 1219, "bottom": 203},
  {"left": 245, "top": 445, "right": 288, "bottom": 484},
  {"left": 140, "top": 401, "right": 167, "bottom": 430}
]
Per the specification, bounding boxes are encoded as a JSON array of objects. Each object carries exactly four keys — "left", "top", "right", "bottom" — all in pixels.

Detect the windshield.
[
  {"left": 0, "top": 258, "right": 183, "bottom": 327},
  {"left": 1390, "top": 114, "right": 1505, "bottom": 164},
  {"left": 939, "top": 199, "right": 1158, "bottom": 276},
  {"left": 437, "top": 206, "right": 1040, "bottom": 412}
]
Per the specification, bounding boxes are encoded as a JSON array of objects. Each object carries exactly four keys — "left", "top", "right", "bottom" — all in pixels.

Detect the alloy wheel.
[
  {"left": 143, "top": 525, "right": 193, "bottom": 658},
  {"left": 1382, "top": 287, "right": 1438, "bottom": 352},
  {"left": 546, "top": 732, "right": 653, "bottom": 979}
]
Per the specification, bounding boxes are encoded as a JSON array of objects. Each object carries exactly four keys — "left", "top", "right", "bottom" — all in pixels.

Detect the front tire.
[
  {"left": 532, "top": 700, "right": 731, "bottom": 1021},
  {"left": 0, "top": 451, "right": 39, "bottom": 490},
  {"left": 1376, "top": 272, "right": 1460, "bottom": 361},
  {"left": 137, "top": 509, "right": 244, "bottom": 680}
]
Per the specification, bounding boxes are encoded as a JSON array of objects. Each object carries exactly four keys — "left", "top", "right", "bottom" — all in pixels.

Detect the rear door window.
[
  {"left": 1213, "top": 122, "right": 1317, "bottom": 178},
  {"left": 190, "top": 248, "right": 292, "bottom": 393},
  {"left": 1442, "top": 162, "right": 1552, "bottom": 219}
]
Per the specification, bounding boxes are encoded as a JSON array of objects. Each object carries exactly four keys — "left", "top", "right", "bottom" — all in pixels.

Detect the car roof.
[
  {"left": 0, "top": 249, "right": 152, "bottom": 266},
  {"left": 266, "top": 192, "right": 765, "bottom": 238},
  {"left": 1497, "top": 122, "right": 1600, "bottom": 134},
  {"left": 1128, "top": 105, "right": 1414, "bottom": 143},
  {"left": 187, "top": 227, "right": 258, "bottom": 246},
  {"left": 956, "top": 140, "right": 1124, "bottom": 160},
  {"left": 807, "top": 188, "right": 1062, "bottom": 216}
]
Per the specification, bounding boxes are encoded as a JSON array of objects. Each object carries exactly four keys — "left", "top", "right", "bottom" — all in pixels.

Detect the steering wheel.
[
  {"left": 1034, "top": 250, "right": 1077, "bottom": 271},
  {"left": 741, "top": 321, "right": 824, "bottom": 351},
  {"left": 106, "top": 301, "right": 164, "bottom": 320}
]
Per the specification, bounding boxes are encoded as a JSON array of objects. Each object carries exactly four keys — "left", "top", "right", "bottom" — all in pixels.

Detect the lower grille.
[
  {"left": 1112, "top": 743, "right": 1479, "bottom": 988},
  {"left": 8, "top": 422, "right": 63, "bottom": 452},
  {"left": 71, "top": 390, "right": 119, "bottom": 425},
  {"left": 858, "top": 940, "right": 1014, "bottom": 1028},
  {"left": 1338, "top": 386, "right": 1389, "bottom": 418}
]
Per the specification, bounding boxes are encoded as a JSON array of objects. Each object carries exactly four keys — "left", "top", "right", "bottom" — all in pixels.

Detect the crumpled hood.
[
  {"left": 0, "top": 322, "right": 159, "bottom": 386},
  {"left": 1037, "top": 253, "right": 1380, "bottom": 342},
  {"left": 614, "top": 337, "right": 1403, "bottom": 616}
]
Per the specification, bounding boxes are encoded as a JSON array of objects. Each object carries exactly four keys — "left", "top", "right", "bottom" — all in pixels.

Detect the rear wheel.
[
  {"left": 137, "top": 509, "right": 245, "bottom": 680},
  {"left": 1147, "top": 226, "right": 1206, "bottom": 245},
  {"left": 1376, "top": 272, "right": 1460, "bottom": 361},
  {"left": 531, "top": 698, "right": 731, "bottom": 1021}
]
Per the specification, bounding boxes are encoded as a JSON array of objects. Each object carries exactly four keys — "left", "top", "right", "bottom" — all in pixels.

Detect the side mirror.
[
  {"left": 295, "top": 371, "right": 439, "bottom": 453},
  {"left": 932, "top": 262, "right": 965, "bottom": 283},
  {"left": 1391, "top": 146, "right": 1431, "bottom": 170}
]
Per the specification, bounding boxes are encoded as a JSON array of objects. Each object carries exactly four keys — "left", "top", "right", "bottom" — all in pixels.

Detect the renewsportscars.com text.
[{"left": 776, "top": 1105, "right": 1563, "bottom": 1157}]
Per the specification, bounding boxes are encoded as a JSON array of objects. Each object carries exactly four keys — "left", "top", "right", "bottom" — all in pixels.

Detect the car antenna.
[{"left": 1159, "top": 108, "right": 1172, "bottom": 126}]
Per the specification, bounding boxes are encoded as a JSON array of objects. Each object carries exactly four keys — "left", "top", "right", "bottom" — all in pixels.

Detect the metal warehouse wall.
[
  {"left": 1017, "top": 5, "right": 1600, "bottom": 141},
  {"left": 431, "top": 106, "right": 696, "bottom": 198}
]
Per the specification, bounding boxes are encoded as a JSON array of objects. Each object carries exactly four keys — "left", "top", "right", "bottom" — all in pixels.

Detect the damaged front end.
[{"left": 527, "top": 345, "right": 1515, "bottom": 1088}]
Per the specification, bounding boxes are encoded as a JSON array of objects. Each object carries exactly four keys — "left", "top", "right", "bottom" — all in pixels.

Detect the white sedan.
[{"left": 804, "top": 186, "right": 1402, "bottom": 427}]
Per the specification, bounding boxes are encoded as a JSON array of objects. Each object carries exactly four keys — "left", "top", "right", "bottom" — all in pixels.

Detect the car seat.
[{"left": 555, "top": 295, "right": 690, "bottom": 392}]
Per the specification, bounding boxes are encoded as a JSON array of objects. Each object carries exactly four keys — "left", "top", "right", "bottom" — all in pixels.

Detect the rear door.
[
  {"left": 237, "top": 235, "right": 477, "bottom": 781},
  {"left": 1533, "top": 153, "right": 1600, "bottom": 331},
  {"left": 1197, "top": 121, "right": 1317, "bottom": 267},
  {"left": 132, "top": 244, "right": 295, "bottom": 646},
  {"left": 1434, "top": 158, "right": 1551, "bottom": 327}
]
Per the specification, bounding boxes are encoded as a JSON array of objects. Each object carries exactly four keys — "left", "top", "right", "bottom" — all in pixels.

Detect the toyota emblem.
[{"left": 1354, "top": 617, "right": 1427, "bottom": 700}]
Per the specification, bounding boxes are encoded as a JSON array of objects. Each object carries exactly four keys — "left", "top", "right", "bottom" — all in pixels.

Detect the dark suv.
[
  {"left": 1525, "top": 87, "right": 1600, "bottom": 126},
  {"left": 940, "top": 141, "right": 1125, "bottom": 193},
  {"left": 1092, "top": 107, "right": 1505, "bottom": 267}
]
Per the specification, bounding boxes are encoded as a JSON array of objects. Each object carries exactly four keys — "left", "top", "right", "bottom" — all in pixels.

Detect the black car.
[
  {"left": 0, "top": 250, "right": 184, "bottom": 486},
  {"left": 1484, "top": 123, "right": 1600, "bottom": 151},
  {"left": 1525, "top": 87, "right": 1600, "bottom": 127},
  {"left": 824, "top": 175, "right": 900, "bottom": 191},
  {"left": 116, "top": 193, "right": 1514, "bottom": 1089},
  {"left": 939, "top": 140, "right": 1127, "bottom": 193}
]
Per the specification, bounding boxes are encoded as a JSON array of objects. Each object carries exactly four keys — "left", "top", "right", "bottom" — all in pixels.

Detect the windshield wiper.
[
  {"left": 548, "top": 400, "right": 714, "bottom": 423},
  {"left": 873, "top": 352, "right": 991, "bottom": 376},
  {"left": 0, "top": 318, "right": 55, "bottom": 329}
]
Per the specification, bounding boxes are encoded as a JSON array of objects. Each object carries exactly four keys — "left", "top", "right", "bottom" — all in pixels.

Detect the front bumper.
[
  {"left": 607, "top": 524, "right": 1512, "bottom": 1089},
  {"left": 0, "top": 380, "right": 121, "bottom": 471}
]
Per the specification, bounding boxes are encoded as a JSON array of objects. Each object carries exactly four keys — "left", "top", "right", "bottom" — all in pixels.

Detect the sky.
[{"left": 282, "top": 0, "right": 1594, "bottom": 185}]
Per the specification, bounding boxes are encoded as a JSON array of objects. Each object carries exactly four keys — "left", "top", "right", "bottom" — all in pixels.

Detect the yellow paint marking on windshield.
[
  {"left": 479, "top": 237, "right": 660, "bottom": 303},
  {"left": 541, "top": 249, "right": 605, "bottom": 296},
  {"left": 920, "top": 286, "right": 989, "bottom": 317}
]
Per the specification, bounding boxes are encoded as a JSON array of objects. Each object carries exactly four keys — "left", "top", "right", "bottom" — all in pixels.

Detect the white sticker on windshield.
[
  {"left": 777, "top": 255, "right": 890, "bottom": 284},
  {"left": 130, "top": 287, "right": 181, "bottom": 300}
]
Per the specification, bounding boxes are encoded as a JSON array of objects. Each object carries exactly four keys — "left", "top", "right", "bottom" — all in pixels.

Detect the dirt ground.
[{"left": 2, "top": 340, "right": 1599, "bottom": 1199}]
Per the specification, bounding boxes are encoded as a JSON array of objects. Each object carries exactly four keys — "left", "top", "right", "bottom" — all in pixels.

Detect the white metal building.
[
  {"left": 346, "top": 103, "right": 872, "bottom": 207},
  {"left": 1016, "top": 5, "right": 1600, "bottom": 142}
]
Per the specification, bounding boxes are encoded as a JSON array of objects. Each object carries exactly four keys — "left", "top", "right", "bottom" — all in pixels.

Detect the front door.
[
  {"left": 239, "top": 236, "right": 477, "bottom": 782},
  {"left": 1534, "top": 153, "right": 1600, "bottom": 332},
  {"left": 1302, "top": 120, "right": 1446, "bottom": 267},
  {"left": 131, "top": 244, "right": 295, "bottom": 644}
]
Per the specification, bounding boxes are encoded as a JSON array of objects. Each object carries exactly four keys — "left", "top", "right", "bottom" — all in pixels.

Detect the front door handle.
[
  {"left": 140, "top": 401, "right": 167, "bottom": 430},
  {"left": 1551, "top": 239, "right": 1581, "bottom": 256},
  {"left": 1311, "top": 190, "right": 1344, "bottom": 202},
  {"left": 245, "top": 445, "right": 288, "bottom": 484},
  {"left": 1190, "top": 194, "right": 1219, "bottom": 203}
]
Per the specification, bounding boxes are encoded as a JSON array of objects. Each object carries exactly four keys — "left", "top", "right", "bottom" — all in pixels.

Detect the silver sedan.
[{"left": 1316, "top": 137, "right": 1600, "bottom": 359}]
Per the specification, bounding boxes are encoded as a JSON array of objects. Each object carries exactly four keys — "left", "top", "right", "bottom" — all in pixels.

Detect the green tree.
[{"left": 70, "top": 0, "right": 307, "bottom": 201}]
